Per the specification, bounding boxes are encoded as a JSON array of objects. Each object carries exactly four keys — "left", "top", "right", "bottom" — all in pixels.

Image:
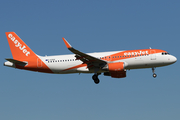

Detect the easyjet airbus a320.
[{"left": 4, "top": 32, "right": 177, "bottom": 84}]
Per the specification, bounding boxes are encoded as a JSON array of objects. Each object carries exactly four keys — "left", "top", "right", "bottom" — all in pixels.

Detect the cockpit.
[{"left": 162, "top": 52, "right": 170, "bottom": 55}]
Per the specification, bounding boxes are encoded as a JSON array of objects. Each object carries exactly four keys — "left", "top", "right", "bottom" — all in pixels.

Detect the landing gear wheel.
[
  {"left": 92, "top": 74, "right": 100, "bottom": 84},
  {"left": 92, "top": 74, "right": 98, "bottom": 80},
  {"left": 153, "top": 73, "right": 157, "bottom": 78},
  {"left": 152, "top": 67, "right": 157, "bottom": 78},
  {"left": 94, "top": 79, "right": 100, "bottom": 84}
]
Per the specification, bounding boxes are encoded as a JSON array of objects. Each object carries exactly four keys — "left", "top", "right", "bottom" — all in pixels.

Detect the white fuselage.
[{"left": 39, "top": 51, "right": 177, "bottom": 74}]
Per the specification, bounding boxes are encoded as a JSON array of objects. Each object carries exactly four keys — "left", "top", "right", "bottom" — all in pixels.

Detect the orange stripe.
[{"left": 63, "top": 64, "right": 87, "bottom": 71}]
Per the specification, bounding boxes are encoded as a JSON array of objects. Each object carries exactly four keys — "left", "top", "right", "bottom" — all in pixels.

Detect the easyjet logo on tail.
[{"left": 8, "top": 34, "right": 30, "bottom": 56}]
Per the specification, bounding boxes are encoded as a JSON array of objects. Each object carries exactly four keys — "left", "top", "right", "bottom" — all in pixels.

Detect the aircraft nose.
[{"left": 171, "top": 56, "right": 177, "bottom": 63}]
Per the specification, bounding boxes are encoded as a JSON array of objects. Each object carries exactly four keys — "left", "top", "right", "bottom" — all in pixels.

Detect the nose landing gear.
[
  {"left": 152, "top": 67, "right": 157, "bottom": 78},
  {"left": 153, "top": 73, "right": 157, "bottom": 78}
]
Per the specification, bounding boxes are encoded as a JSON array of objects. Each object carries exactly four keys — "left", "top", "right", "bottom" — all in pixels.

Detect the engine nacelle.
[{"left": 104, "top": 62, "right": 126, "bottom": 78}]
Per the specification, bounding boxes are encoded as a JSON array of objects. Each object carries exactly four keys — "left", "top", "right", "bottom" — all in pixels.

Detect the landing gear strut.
[
  {"left": 92, "top": 74, "right": 100, "bottom": 84},
  {"left": 152, "top": 67, "right": 157, "bottom": 78}
]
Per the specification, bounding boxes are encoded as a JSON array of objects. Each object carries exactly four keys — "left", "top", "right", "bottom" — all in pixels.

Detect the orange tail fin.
[
  {"left": 5, "top": 32, "right": 37, "bottom": 60},
  {"left": 5, "top": 32, "right": 53, "bottom": 73}
]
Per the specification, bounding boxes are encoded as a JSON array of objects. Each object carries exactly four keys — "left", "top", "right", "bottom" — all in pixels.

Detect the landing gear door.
[{"left": 150, "top": 50, "right": 156, "bottom": 60}]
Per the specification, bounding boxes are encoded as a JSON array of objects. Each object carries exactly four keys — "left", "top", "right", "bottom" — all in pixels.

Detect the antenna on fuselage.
[{"left": 149, "top": 47, "right": 152, "bottom": 49}]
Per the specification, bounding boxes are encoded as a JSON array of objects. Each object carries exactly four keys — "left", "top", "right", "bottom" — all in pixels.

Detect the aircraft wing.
[{"left": 62, "top": 38, "right": 107, "bottom": 68}]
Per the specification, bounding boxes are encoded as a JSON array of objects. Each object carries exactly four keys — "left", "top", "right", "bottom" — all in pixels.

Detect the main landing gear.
[
  {"left": 152, "top": 67, "right": 157, "bottom": 78},
  {"left": 92, "top": 73, "right": 100, "bottom": 84}
]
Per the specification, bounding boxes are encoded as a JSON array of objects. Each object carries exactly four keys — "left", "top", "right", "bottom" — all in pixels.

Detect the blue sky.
[{"left": 0, "top": 0, "right": 179, "bottom": 120}]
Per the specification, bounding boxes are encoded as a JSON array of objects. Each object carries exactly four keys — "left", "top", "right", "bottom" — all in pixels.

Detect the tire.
[
  {"left": 153, "top": 73, "right": 157, "bottom": 78},
  {"left": 92, "top": 74, "right": 98, "bottom": 80},
  {"left": 94, "top": 79, "right": 100, "bottom": 84}
]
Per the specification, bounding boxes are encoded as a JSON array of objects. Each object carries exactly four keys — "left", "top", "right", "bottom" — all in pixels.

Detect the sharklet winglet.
[{"left": 62, "top": 37, "right": 72, "bottom": 48}]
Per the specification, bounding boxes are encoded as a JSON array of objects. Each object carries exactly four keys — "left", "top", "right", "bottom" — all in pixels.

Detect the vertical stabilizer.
[
  {"left": 5, "top": 32, "right": 37, "bottom": 61},
  {"left": 5, "top": 32, "right": 53, "bottom": 73}
]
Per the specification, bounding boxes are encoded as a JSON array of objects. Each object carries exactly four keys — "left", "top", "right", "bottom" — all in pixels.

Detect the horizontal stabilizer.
[{"left": 5, "top": 58, "right": 27, "bottom": 66}]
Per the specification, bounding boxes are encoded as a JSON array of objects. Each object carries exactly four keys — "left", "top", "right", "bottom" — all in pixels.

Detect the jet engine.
[{"left": 104, "top": 62, "right": 126, "bottom": 78}]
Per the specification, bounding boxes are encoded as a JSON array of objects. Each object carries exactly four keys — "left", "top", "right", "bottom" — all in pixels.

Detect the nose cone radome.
[{"left": 171, "top": 56, "right": 177, "bottom": 63}]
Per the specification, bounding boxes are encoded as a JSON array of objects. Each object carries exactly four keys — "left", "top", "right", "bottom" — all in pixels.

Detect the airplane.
[{"left": 4, "top": 32, "right": 177, "bottom": 84}]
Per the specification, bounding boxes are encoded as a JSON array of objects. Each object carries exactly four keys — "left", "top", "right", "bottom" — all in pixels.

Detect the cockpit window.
[{"left": 162, "top": 52, "right": 170, "bottom": 55}]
